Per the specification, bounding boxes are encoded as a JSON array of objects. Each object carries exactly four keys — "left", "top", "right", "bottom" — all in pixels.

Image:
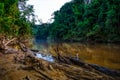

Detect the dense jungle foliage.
[
  {"left": 35, "top": 0, "right": 120, "bottom": 43},
  {"left": 0, "top": 0, "right": 34, "bottom": 38}
]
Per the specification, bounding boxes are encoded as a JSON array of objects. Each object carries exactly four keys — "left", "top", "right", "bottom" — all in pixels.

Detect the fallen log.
[
  {"left": 20, "top": 53, "right": 117, "bottom": 80},
  {"left": 89, "top": 64, "right": 120, "bottom": 77},
  {"left": 55, "top": 55, "right": 120, "bottom": 77}
]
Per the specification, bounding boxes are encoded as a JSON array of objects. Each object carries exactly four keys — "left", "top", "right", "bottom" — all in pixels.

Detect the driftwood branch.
[
  {"left": 0, "top": 37, "right": 17, "bottom": 50},
  {"left": 0, "top": 37, "right": 19, "bottom": 54},
  {"left": 4, "top": 38, "right": 16, "bottom": 46},
  {"left": 19, "top": 42, "right": 28, "bottom": 52}
]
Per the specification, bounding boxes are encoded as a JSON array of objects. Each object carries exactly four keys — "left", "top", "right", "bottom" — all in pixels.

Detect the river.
[{"left": 32, "top": 40, "right": 120, "bottom": 70}]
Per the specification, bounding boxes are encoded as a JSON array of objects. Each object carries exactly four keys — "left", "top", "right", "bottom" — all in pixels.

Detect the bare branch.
[{"left": 5, "top": 38, "right": 17, "bottom": 46}]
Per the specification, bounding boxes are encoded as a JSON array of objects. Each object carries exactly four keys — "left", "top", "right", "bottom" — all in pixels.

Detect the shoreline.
[{"left": 0, "top": 47, "right": 120, "bottom": 80}]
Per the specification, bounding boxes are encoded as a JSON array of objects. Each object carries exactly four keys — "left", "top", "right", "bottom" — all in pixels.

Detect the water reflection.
[
  {"left": 35, "top": 53, "right": 54, "bottom": 62},
  {"left": 33, "top": 40, "right": 120, "bottom": 70}
]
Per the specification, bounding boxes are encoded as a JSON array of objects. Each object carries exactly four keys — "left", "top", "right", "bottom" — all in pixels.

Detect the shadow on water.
[{"left": 32, "top": 39, "right": 120, "bottom": 70}]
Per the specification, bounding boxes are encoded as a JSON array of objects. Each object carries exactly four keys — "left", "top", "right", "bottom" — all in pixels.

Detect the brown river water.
[{"left": 33, "top": 40, "right": 120, "bottom": 70}]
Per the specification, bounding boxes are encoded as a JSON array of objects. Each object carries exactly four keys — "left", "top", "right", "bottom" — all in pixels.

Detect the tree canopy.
[
  {"left": 0, "top": 0, "right": 34, "bottom": 38},
  {"left": 46, "top": 0, "right": 120, "bottom": 42}
]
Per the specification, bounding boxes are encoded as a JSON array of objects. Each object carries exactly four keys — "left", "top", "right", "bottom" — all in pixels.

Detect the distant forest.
[{"left": 34, "top": 0, "right": 120, "bottom": 42}]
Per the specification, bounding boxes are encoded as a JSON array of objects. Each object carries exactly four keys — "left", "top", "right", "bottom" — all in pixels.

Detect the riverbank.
[
  {"left": 33, "top": 41, "right": 120, "bottom": 70},
  {"left": 0, "top": 45, "right": 120, "bottom": 80}
]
